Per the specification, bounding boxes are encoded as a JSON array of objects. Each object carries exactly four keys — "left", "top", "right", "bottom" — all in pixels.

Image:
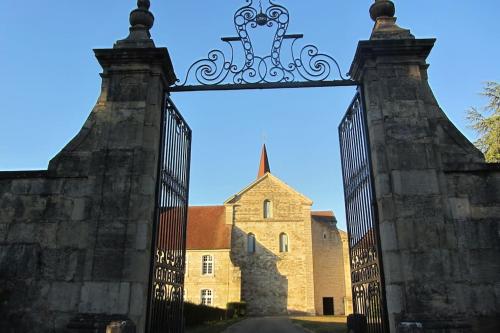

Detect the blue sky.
[{"left": 0, "top": 1, "right": 499, "bottom": 230}]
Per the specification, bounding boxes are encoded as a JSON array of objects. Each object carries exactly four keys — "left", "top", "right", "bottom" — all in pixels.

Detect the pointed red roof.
[{"left": 257, "top": 144, "right": 271, "bottom": 178}]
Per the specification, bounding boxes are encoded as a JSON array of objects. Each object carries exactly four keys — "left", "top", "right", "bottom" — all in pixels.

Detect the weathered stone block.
[
  {"left": 374, "top": 173, "right": 391, "bottom": 197},
  {"left": 57, "top": 221, "right": 90, "bottom": 249},
  {"left": 92, "top": 249, "right": 125, "bottom": 280},
  {"left": 379, "top": 220, "right": 398, "bottom": 251},
  {"left": 10, "top": 179, "right": 33, "bottom": 195},
  {"left": 0, "top": 223, "right": 7, "bottom": 241},
  {"left": 79, "top": 282, "right": 130, "bottom": 314},
  {"left": 100, "top": 194, "right": 131, "bottom": 220},
  {"left": 62, "top": 178, "right": 92, "bottom": 197},
  {"left": 132, "top": 148, "right": 158, "bottom": 176},
  {"left": 470, "top": 205, "right": 500, "bottom": 220},
  {"left": 97, "top": 222, "right": 127, "bottom": 249},
  {"left": 131, "top": 175, "right": 156, "bottom": 196},
  {"left": 122, "top": 250, "right": 149, "bottom": 282},
  {"left": 7, "top": 222, "right": 35, "bottom": 243},
  {"left": 0, "top": 243, "right": 41, "bottom": 279},
  {"left": 378, "top": 196, "right": 395, "bottom": 222},
  {"left": 445, "top": 196, "right": 468, "bottom": 220},
  {"left": 71, "top": 198, "right": 91, "bottom": 221},
  {"left": 129, "top": 283, "right": 146, "bottom": 317},
  {"left": 392, "top": 170, "right": 440, "bottom": 196},
  {"left": 41, "top": 248, "right": 86, "bottom": 282},
  {"left": 386, "top": 143, "right": 435, "bottom": 170},
  {"left": 395, "top": 219, "right": 416, "bottom": 250},
  {"left": 6, "top": 221, "right": 54, "bottom": 247},
  {"left": 28, "top": 178, "right": 61, "bottom": 195},
  {"left": 383, "top": 251, "right": 403, "bottom": 283},
  {"left": 468, "top": 249, "right": 500, "bottom": 282},
  {"left": 49, "top": 282, "right": 81, "bottom": 311},
  {"left": 45, "top": 196, "right": 74, "bottom": 220},
  {"left": 129, "top": 194, "right": 155, "bottom": 221},
  {"left": 397, "top": 322, "right": 423, "bottom": 333},
  {"left": 385, "top": 284, "right": 404, "bottom": 315}
]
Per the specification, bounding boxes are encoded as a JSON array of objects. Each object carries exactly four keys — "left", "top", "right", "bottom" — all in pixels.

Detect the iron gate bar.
[
  {"left": 147, "top": 95, "right": 192, "bottom": 333},
  {"left": 339, "top": 89, "right": 389, "bottom": 333},
  {"left": 170, "top": 79, "right": 359, "bottom": 92}
]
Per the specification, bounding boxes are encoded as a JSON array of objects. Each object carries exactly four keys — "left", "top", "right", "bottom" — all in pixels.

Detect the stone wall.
[
  {"left": 311, "top": 220, "right": 351, "bottom": 315},
  {"left": 226, "top": 174, "right": 316, "bottom": 315},
  {"left": 184, "top": 250, "right": 241, "bottom": 308},
  {"left": 340, "top": 231, "right": 353, "bottom": 315},
  {"left": 350, "top": 18, "right": 500, "bottom": 332},
  {"left": 0, "top": 45, "right": 176, "bottom": 332}
]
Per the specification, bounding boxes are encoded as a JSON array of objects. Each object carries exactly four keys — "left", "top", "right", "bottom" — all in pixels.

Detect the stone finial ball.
[
  {"left": 138, "top": 0, "right": 151, "bottom": 10},
  {"left": 369, "top": 0, "right": 396, "bottom": 22},
  {"left": 130, "top": 7, "right": 154, "bottom": 29}
]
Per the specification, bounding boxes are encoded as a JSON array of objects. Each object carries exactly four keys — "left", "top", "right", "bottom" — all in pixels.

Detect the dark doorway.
[{"left": 323, "top": 297, "right": 334, "bottom": 315}]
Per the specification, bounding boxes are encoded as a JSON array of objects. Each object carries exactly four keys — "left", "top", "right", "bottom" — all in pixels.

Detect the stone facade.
[
  {"left": 312, "top": 218, "right": 353, "bottom": 315},
  {"left": 349, "top": 9, "right": 500, "bottom": 332},
  {"left": 227, "top": 174, "right": 315, "bottom": 315},
  {"left": 183, "top": 170, "right": 352, "bottom": 316},
  {"left": 223, "top": 172, "right": 351, "bottom": 315},
  {"left": 183, "top": 250, "right": 241, "bottom": 308},
  {"left": 0, "top": 27, "right": 176, "bottom": 333}
]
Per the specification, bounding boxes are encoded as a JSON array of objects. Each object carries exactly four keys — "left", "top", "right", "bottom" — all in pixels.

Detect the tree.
[{"left": 467, "top": 81, "right": 500, "bottom": 163}]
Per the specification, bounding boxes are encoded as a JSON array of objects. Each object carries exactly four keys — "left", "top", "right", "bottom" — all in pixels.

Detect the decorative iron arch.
[{"left": 170, "top": 0, "right": 357, "bottom": 92}]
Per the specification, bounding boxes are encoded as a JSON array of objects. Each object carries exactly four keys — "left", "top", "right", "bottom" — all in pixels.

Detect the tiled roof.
[
  {"left": 186, "top": 206, "right": 231, "bottom": 250},
  {"left": 311, "top": 211, "right": 337, "bottom": 225}
]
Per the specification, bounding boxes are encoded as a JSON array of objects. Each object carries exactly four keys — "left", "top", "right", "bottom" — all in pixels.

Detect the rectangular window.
[
  {"left": 202, "top": 255, "right": 213, "bottom": 275},
  {"left": 201, "top": 289, "right": 213, "bottom": 306},
  {"left": 247, "top": 233, "right": 256, "bottom": 254}
]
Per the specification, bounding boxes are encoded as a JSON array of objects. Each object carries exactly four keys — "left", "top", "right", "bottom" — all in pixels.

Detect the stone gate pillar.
[
  {"left": 349, "top": 1, "right": 500, "bottom": 332},
  {"left": 48, "top": 1, "right": 176, "bottom": 331}
]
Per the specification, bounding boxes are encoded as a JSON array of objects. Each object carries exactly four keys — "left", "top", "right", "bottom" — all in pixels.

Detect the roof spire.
[{"left": 257, "top": 144, "right": 271, "bottom": 179}]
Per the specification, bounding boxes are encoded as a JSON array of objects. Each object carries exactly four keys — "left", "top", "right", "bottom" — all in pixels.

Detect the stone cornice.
[
  {"left": 349, "top": 38, "right": 436, "bottom": 81},
  {"left": 94, "top": 47, "right": 177, "bottom": 88}
]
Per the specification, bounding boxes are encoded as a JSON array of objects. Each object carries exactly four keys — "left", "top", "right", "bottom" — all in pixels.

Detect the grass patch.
[
  {"left": 291, "top": 316, "right": 347, "bottom": 333},
  {"left": 186, "top": 318, "right": 243, "bottom": 333}
]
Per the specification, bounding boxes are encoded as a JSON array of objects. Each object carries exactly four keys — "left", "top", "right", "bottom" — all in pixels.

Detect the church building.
[{"left": 184, "top": 145, "right": 352, "bottom": 316}]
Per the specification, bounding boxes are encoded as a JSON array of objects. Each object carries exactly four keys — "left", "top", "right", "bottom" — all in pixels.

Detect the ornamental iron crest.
[{"left": 171, "top": 0, "right": 356, "bottom": 92}]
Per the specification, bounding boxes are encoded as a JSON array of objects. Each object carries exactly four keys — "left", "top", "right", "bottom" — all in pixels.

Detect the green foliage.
[
  {"left": 183, "top": 302, "right": 226, "bottom": 327},
  {"left": 183, "top": 302, "right": 247, "bottom": 328},
  {"left": 467, "top": 81, "right": 500, "bottom": 162},
  {"left": 226, "top": 302, "right": 247, "bottom": 319}
]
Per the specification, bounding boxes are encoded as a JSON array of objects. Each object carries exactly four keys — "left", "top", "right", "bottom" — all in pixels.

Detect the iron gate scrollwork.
[
  {"left": 339, "top": 90, "right": 389, "bottom": 333},
  {"left": 147, "top": 96, "right": 192, "bottom": 333},
  {"left": 171, "top": 0, "right": 356, "bottom": 92}
]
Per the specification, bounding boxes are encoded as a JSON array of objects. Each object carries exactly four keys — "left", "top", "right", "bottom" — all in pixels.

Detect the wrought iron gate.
[
  {"left": 147, "top": 96, "right": 192, "bottom": 333},
  {"left": 339, "top": 90, "right": 389, "bottom": 333}
]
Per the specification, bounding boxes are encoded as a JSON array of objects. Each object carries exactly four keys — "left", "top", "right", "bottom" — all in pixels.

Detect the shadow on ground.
[{"left": 291, "top": 316, "right": 347, "bottom": 333}]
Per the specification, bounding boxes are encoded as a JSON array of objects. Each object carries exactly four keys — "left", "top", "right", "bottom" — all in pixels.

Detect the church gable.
[{"left": 226, "top": 173, "right": 312, "bottom": 222}]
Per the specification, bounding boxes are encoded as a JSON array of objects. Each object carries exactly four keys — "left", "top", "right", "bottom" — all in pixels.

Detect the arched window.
[
  {"left": 247, "top": 233, "right": 256, "bottom": 254},
  {"left": 263, "top": 200, "right": 272, "bottom": 219},
  {"left": 279, "top": 233, "right": 289, "bottom": 253},
  {"left": 201, "top": 289, "right": 213, "bottom": 306},
  {"left": 202, "top": 255, "right": 213, "bottom": 275}
]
